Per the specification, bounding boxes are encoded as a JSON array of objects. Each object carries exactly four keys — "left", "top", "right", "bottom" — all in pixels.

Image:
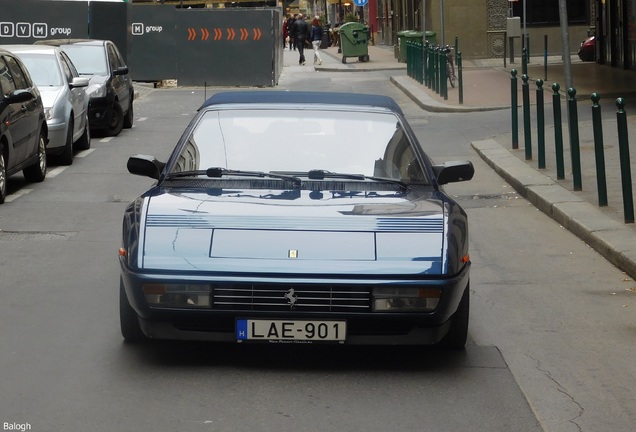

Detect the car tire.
[
  {"left": 23, "top": 128, "right": 47, "bottom": 183},
  {"left": 58, "top": 118, "right": 74, "bottom": 166},
  {"left": 0, "top": 148, "right": 6, "bottom": 204},
  {"left": 120, "top": 278, "right": 147, "bottom": 343},
  {"left": 123, "top": 98, "right": 133, "bottom": 129},
  {"left": 75, "top": 113, "right": 90, "bottom": 150},
  {"left": 107, "top": 102, "right": 124, "bottom": 137},
  {"left": 439, "top": 283, "right": 469, "bottom": 349}
]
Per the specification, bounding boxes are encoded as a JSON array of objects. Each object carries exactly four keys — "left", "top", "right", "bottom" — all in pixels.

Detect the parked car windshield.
[
  {"left": 17, "top": 54, "right": 63, "bottom": 87},
  {"left": 60, "top": 45, "right": 108, "bottom": 75},
  {"left": 170, "top": 108, "right": 428, "bottom": 184}
]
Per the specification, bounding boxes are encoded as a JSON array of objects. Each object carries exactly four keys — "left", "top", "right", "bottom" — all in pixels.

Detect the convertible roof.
[{"left": 200, "top": 91, "right": 403, "bottom": 115}]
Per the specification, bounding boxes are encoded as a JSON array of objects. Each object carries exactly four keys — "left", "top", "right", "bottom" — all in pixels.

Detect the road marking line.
[
  {"left": 76, "top": 149, "right": 95, "bottom": 158},
  {"left": 47, "top": 166, "right": 67, "bottom": 178},
  {"left": 138, "top": 117, "right": 148, "bottom": 122},
  {"left": 5, "top": 189, "right": 33, "bottom": 203},
  {"left": 100, "top": 137, "right": 114, "bottom": 143}
]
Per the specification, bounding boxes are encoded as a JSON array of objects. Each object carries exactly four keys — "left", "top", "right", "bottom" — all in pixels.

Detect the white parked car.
[{"left": 3, "top": 45, "right": 90, "bottom": 165}]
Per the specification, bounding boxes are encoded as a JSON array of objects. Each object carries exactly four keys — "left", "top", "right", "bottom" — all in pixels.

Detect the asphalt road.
[{"left": 0, "top": 50, "right": 634, "bottom": 432}]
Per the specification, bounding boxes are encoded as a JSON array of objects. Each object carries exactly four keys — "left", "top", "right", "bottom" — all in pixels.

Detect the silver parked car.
[{"left": 3, "top": 45, "right": 90, "bottom": 165}]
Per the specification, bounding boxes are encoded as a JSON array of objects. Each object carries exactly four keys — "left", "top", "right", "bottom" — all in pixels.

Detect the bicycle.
[{"left": 445, "top": 46, "right": 457, "bottom": 88}]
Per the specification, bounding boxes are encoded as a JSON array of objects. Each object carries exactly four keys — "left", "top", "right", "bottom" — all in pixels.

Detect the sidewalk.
[{"left": 313, "top": 43, "right": 636, "bottom": 279}]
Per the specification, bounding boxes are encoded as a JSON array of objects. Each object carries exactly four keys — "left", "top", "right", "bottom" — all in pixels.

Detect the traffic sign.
[{"left": 353, "top": 0, "right": 368, "bottom": 6}]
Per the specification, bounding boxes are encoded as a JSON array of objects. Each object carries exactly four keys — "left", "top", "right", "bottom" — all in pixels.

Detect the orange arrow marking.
[
  {"left": 240, "top": 28, "right": 248, "bottom": 40},
  {"left": 253, "top": 28, "right": 261, "bottom": 41},
  {"left": 227, "top": 28, "right": 235, "bottom": 40},
  {"left": 201, "top": 28, "right": 209, "bottom": 40},
  {"left": 187, "top": 28, "right": 196, "bottom": 40},
  {"left": 214, "top": 28, "right": 222, "bottom": 41}
]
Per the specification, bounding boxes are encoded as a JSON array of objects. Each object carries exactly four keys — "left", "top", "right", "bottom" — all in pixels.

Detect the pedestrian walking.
[
  {"left": 310, "top": 17, "right": 323, "bottom": 65},
  {"left": 286, "top": 14, "right": 297, "bottom": 51},
  {"left": 282, "top": 15, "right": 289, "bottom": 48},
  {"left": 291, "top": 14, "right": 309, "bottom": 65}
]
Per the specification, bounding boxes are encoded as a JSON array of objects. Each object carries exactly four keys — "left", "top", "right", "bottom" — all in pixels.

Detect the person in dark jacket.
[
  {"left": 286, "top": 14, "right": 297, "bottom": 51},
  {"left": 291, "top": 13, "right": 309, "bottom": 65},
  {"left": 309, "top": 17, "right": 323, "bottom": 65}
]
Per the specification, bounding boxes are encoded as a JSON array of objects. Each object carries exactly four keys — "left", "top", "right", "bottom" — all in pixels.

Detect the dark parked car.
[
  {"left": 36, "top": 39, "right": 133, "bottom": 137},
  {"left": 119, "top": 91, "right": 474, "bottom": 348},
  {"left": 0, "top": 47, "right": 48, "bottom": 204}
]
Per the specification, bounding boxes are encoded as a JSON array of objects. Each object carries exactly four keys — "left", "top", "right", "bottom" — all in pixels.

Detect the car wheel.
[
  {"left": 58, "top": 118, "right": 74, "bottom": 166},
  {"left": 123, "top": 98, "right": 133, "bottom": 129},
  {"left": 0, "top": 148, "right": 6, "bottom": 204},
  {"left": 120, "top": 278, "right": 147, "bottom": 343},
  {"left": 75, "top": 113, "right": 91, "bottom": 150},
  {"left": 439, "top": 283, "right": 469, "bottom": 349},
  {"left": 23, "top": 128, "right": 47, "bottom": 183},
  {"left": 107, "top": 102, "right": 124, "bottom": 137}
]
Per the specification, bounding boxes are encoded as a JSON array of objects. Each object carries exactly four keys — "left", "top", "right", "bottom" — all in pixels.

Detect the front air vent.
[{"left": 213, "top": 283, "right": 372, "bottom": 313}]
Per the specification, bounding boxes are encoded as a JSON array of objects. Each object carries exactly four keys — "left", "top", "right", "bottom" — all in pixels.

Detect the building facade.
[{"left": 133, "top": 0, "right": 636, "bottom": 69}]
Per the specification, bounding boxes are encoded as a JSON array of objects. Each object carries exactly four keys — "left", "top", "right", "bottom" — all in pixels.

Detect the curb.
[
  {"left": 390, "top": 76, "right": 509, "bottom": 113},
  {"left": 472, "top": 138, "right": 636, "bottom": 280}
]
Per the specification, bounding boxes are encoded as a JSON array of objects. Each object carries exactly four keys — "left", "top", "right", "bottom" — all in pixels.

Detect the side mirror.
[
  {"left": 5, "top": 89, "right": 34, "bottom": 104},
  {"left": 70, "top": 77, "right": 89, "bottom": 88},
  {"left": 127, "top": 154, "right": 165, "bottom": 180},
  {"left": 113, "top": 66, "right": 129, "bottom": 77},
  {"left": 432, "top": 160, "right": 474, "bottom": 185}
]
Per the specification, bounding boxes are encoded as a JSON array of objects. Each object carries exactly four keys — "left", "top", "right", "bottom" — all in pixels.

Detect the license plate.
[{"left": 236, "top": 319, "right": 346, "bottom": 343}]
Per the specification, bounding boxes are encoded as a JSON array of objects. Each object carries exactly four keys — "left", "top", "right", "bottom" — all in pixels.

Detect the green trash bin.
[
  {"left": 396, "top": 30, "right": 412, "bottom": 61},
  {"left": 425, "top": 31, "right": 436, "bottom": 45},
  {"left": 401, "top": 31, "right": 423, "bottom": 63},
  {"left": 339, "top": 22, "right": 369, "bottom": 64}
]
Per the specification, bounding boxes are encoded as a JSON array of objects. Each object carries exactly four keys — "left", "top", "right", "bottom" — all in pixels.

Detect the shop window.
[{"left": 511, "top": 0, "right": 587, "bottom": 26}]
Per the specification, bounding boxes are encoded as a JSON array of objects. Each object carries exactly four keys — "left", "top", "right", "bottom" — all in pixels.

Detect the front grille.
[{"left": 212, "top": 283, "right": 371, "bottom": 313}]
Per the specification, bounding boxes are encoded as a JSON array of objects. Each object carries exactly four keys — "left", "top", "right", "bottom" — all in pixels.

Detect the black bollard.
[
  {"left": 511, "top": 69, "right": 518, "bottom": 149},
  {"left": 536, "top": 79, "right": 545, "bottom": 168},
  {"left": 522, "top": 47, "right": 528, "bottom": 75},
  {"left": 615, "top": 98, "right": 635, "bottom": 223},
  {"left": 522, "top": 74, "right": 532, "bottom": 160},
  {"left": 458, "top": 52, "right": 463, "bottom": 105},
  {"left": 591, "top": 93, "right": 608, "bottom": 207},
  {"left": 552, "top": 83, "right": 565, "bottom": 179},
  {"left": 567, "top": 88, "right": 582, "bottom": 191}
]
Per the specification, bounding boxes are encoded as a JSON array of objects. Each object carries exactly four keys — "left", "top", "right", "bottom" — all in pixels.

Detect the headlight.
[
  {"left": 143, "top": 283, "right": 211, "bottom": 308},
  {"left": 44, "top": 107, "right": 53, "bottom": 121},
  {"left": 372, "top": 287, "right": 441, "bottom": 312},
  {"left": 86, "top": 83, "right": 107, "bottom": 98}
]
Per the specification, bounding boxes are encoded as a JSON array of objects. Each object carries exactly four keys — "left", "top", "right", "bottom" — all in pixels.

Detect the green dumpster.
[{"left": 339, "top": 22, "right": 369, "bottom": 64}]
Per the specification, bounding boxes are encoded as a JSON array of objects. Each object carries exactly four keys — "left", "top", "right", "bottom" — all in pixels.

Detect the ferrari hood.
[{"left": 139, "top": 189, "right": 449, "bottom": 275}]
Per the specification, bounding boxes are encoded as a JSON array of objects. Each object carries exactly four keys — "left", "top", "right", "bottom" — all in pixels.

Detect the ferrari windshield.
[{"left": 169, "top": 108, "right": 428, "bottom": 184}]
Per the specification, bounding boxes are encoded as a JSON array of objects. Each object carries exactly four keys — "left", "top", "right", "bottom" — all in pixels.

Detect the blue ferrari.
[{"left": 119, "top": 91, "right": 474, "bottom": 348}]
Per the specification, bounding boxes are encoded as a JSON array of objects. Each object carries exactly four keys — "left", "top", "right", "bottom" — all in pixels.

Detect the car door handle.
[{"left": 20, "top": 104, "right": 28, "bottom": 113}]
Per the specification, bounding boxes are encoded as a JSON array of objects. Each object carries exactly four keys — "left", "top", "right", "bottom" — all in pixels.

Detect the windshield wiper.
[
  {"left": 279, "top": 169, "right": 408, "bottom": 189},
  {"left": 166, "top": 168, "right": 301, "bottom": 187}
]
